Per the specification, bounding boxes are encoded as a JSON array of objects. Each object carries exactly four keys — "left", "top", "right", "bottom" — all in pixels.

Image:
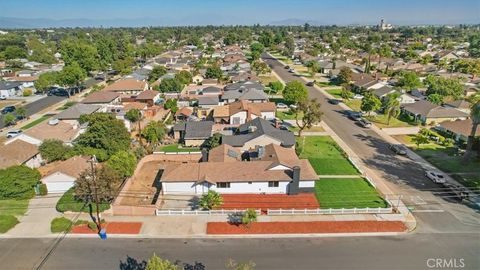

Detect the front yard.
[
  {"left": 315, "top": 178, "right": 388, "bottom": 209},
  {"left": 56, "top": 188, "right": 110, "bottom": 213},
  {"left": 365, "top": 114, "right": 418, "bottom": 128},
  {"left": 297, "top": 136, "right": 359, "bottom": 175},
  {"left": 159, "top": 144, "right": 200, "bottom": 153},
  {"left": 0, "top": 199, "right": 29, "bottom": 233},
  {"left": 276, "top": 110, "right": 302, "bottom": 120}
]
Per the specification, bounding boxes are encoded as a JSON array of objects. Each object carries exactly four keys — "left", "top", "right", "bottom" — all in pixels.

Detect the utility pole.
[{"left": 90, "top": 155, "right": 102, "bottom": 233}]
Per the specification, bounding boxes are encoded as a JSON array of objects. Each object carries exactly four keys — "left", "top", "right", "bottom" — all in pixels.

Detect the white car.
[
  {"left": 352, "top": 94, "right": 364, "bottom": 99},
  {"left": 289, "top": 104, "right": 298, "bottom": 109},
  {"left": 276, "top": 103, "right": 288, "bottom": 109},
  {"left": 0, "top": 95, "right": 6, "bottom": 100},
  {"left": 425, "top": 171, "right": 446, "bottom": 184},
  {"left": 6, "top": 129, "right": 22, "bottom": 138}
]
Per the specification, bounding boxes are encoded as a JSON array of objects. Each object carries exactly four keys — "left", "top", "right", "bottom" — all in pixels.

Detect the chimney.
[
  {"left": 289, "top": 166, "right": 300, "bottom": 195},
  {"left": 201, "top": 148, "right": 208, "bottom": 162}
]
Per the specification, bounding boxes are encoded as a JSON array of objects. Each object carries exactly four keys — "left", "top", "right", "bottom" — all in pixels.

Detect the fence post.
[{"left": 366, "top": 207, "right": 369, "bottom": 213}]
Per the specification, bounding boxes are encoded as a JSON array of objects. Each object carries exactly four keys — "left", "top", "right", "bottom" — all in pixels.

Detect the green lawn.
[
  {"left": 56, "top": 188, "right": 110, "bottom": 213},
  {"left": 276, "top": 110, "right": 303, "bottom": 120},
  {"left": 315, "top": 178, "right": 388, "bottom": 209},
  {"left": 0, "top": 215, "right": 19, "bottom": 233},
  {"left": 316, "top": 81, "right": 339, "bottom": 87},
  {"left": 20, "top": 115, "right": 51, "bottom": 130},
  {"left": 51, "top": 217, "right": 73, "bottom": 233},
  {"left": 345, "top": 99, "right": 362, "bottom": 111},
  {"left": 414, "top": 146, "right": 479, "bottom": 174},
  {"left": 0, "top": 199, "right": 29, "bottom": 216},
  {"left": 366, "top": 114, "right": 417, "bottom": 128},
  {"left": 325, "top": 89, "right": 343, "bottom": 99},
  {"left": 297, "top": 136, "right": 359, "bottom": 175},
  {"left": 159, "top": 144, "right": 200, "bottom": 153},
  {"left": 452, "top": 174, "right": 480, "bottom": 189}
]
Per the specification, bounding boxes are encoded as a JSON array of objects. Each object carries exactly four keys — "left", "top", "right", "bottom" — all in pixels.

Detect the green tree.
[
  {"left": 15, "top": 106, "right": 27, "bottom": 119},
  {"left": 294, "top": 99, "right": 323, "bottom": 137},
  {"left": 251, "top": 61, "right": 271, "bottom": 75},
  {"left": 360, "top": 92, "right": 381, "bottom": 115},
  {"left": 241, "top": 209, "right": 257, "bottom": 226},
  {"left": 424, "top": 75, "right": 464, "bottom": 100},
  {"left": 158, "top": 78, "right": 183, "bottom": 93},
  {"left": 74, "top": 165, "right": 122, "bottom": 207},
  {"left": 145, "top": 254, "right": 178, "bottom": 270},
  {"left": 76, "top": 113, "right": 131, "bottom": 157},
  {"left": 0, "top": 166, "right": 41, "bottom": 199},
  {"left": 250, "top": 42, "right": 264, "bottom": 61},
  {"left": 125, "top": 108, "right": 142, "bottom": 124},
  {"left": 148, "top": 66, "right": 168, "bottom": 83},
  {"left": 267, "top": 81, "right": 284, "bottom": 93},
  {"left": 203, "top": 133, "right": 222, "bottom": 150},
  {"left": 175, "top": 70, "right": 192, "bottom": 85},
  {"left": 341, "top": 83, "right": 352, "bottom": 101},
  {"left": 142, "top": 121, "right": 167, "bottom": 146},
  {"left": 58, "top": 62, "right": 87, "bottom": 89},
  {"left": 60, "top": 39, "right": 98, "bottom": 72},
  {"left": 427, "top": 93, "right": 444, "bottom": 105},
  {"left": 397, "top": 71, "right": 422, "bottom": 90},
  {"left": 411, "top": 132, "right": 429, "bottom": 148},
  {"left": 199, "top": 190, "right": 223, "bottom": 210},
  {"left": 283, "top": 80, "right": 308, "bottom": 104},
  {"left": 4, "top": 45, "right": 27, "bottom": 59},
  {"left": 39, "top": 139, "right": 73, "bottom": 163},
  {"left": 205, "top": 65, "right": 223, "bottom": 79},
  {"left": 383, "top": 92, "right": 401, "bottom": 125},
  {"left": 106, "top": 151, "right": 137, "bottom": 178},
  {"left": 3, "top": 113, "right": 16, "bottom": 126},
  {"left": 464, "top": 101, "right": 480, "bottom": 161},
  {"left": 163, "top": 99, "right": 178, "bottom": 114},
  {"left": 34, "top": 72, "right": 58, "bottom": 93},
  {"left": 337, "top": 67, "right": 352, "bottom": 84}
]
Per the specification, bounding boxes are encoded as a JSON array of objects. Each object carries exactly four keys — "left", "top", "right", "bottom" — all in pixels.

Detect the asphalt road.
[
  {"left": 0, "top": 234, "right": 478, "bottom": 270},
  {"left": 0, "top": 95, "right": 66, "bottom": 128}
]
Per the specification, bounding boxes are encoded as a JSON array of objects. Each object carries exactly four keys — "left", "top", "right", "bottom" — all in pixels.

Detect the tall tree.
[
  {"left": 464, "top": 101, "right": 480, "bottom": 161},
  {"left": 337, "top": 67, "right": 352, "bottom": 84},
  {"left": 383, "top": 92, "right": 401, "bottom": 125},
  {"left": 142, "top": 121, "right": 167, "bottom": 146},
  {"left": 397, "top": 71, "right": 422, "bottom": 90},
  {"left": 294, "top": 99, "right": 323, "bottom": 137},
  {"left": 360, "top": 92, "right": 381, "bottom": 116},
  {"left": 106, "top": 151, "right": 137, "bottom": 178},
  {"left": 283, "top": 81, "right": 308, "bottom": 104}
]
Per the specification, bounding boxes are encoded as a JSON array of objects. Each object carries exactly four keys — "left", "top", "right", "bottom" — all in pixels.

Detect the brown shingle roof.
[
  {"left": 41, "top": 156, "right": 90, "bottom": 179},
  {"left": 103, "top": 79, "right": 147, "bottom": 92},
  {"left": 136, "top": 90, "right": 159, "bottom": 100},
  {"left": 24, "top": 120, "right": 80, "bottom": 143},
  {"left": 0, "top": 140, "right": 38, "bottom": 169},
  {"left": 82, "top": 91, "right": 120, "bottom": 104},
  {"left": 440, "top": 119, "right": 479, "bottom": 137},
  {"left": 208, "top": 144, "right": 241, "bottom": 162}
]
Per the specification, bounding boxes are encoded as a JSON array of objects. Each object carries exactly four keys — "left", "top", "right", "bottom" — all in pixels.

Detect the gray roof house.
[
  {"left": 222, "top": 118, "right": 295, "bottom": 151},
  {"left": 402, "top": 100, "right": 469, "bottom": 124},
  {"left": 224, "top": 81, "right": 264, "bottom": 92},
  {"left": 221, "top": 88, "right": 268, "bottom": 103},
  {"left": 0, "top": 81, "right": 23, "bottom": 97},
  {"left": 55, "top": 104, "right": 102, "bottom": 121},
  {"left": 197, "top": 96, "right": 220, "bottom": 107},
  {"left": 371, "top": 86, "right": 396, "bottom": 99},
  {"left": 173, "top": 121, "right": 214, "bottom": 147}
]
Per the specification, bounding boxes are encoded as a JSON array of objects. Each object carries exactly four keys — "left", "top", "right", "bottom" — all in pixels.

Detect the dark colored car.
[
  {"left": 347, "top": 111, "right": 362, "bottom": 121},
  {"left": 1, "top": 105, "right": 16, "bottom": 114},
  {"left": 389, "top": 144, "right": 407, "bottom": 155},
  {"left": 284, "top": 65, "right": 290, "bottom": 69},
  {"left": 48, "top": 88, "right": 69, "bottom": 97},
  {"left": 328, "top": 99, "right": 341, "bottom": 105},
  {"left": 306, "top": 81, "right": 315, "bottom": 87}
]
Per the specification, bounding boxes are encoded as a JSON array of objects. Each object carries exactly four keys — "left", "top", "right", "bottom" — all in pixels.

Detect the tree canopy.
[
  {"left": 283, "top": 81, "right": 308, "bottom": 104},
  {"left": 0, "top": 166, "right": 41, "bottom": 199}
]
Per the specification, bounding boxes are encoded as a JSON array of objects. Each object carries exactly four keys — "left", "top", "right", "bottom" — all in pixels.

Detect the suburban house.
[
  {"left": 135, "top": 90, "right": 161, "bottom": 106},
  {"left": 437, "top": 119, "right": 478, "bottom": 142},
  {"left": 0, "top": 81, "right": 22, "bottom": 97},
  {"left": 10, "top": 119, "right": 83, "bottom": 146},
  {"left": 402, "top": 100, "right": 469, "bottom": 124},
  {"left": 0, "top": 140, "right": 42, "bottom": 169},
  {"left": 444, "top": 100, "right": 471, "bottom": 114},
  {"left": 221, "top": 87, "right": 269, "bottom": 104},
  {"left": 175, "top": 107, "right": 193, "bottom": 121},
  {"left": 5, "top": 76, "right": 38, "bottom": 91},
  {"left": 213, "top": 100, "right": 276, "bottom": 125},
  {"left": 103, "top": 79, "right": 148, "bottom": 95},
  {"left": 370, "top": 85, "right": 396, "bottom": 99},
  {"left": 81, "top": 91, "right": 121, "bottom": 105},
  {"left": 173, "top": 121, "right": 214, "bottom": 147},
  {"left": 160, "top": 143, "right": 317, "bottom": 195},
  {"left": 55, "top": 103, "right": 103, "bottom": 125},
  {"left": 222, "top": 118, "right": 295, "bottom": 151},
  {"left": 40, "top": 156, "right": 90, "bottom": 193}
]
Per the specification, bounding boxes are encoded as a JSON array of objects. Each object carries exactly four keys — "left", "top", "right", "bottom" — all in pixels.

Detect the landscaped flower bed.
[{"left": 207, "top": 221, "right": 406, "bottom": 235}]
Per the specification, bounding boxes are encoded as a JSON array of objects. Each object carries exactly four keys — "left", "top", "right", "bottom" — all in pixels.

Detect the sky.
[{"left": 0, "top": 0, "right": 479, "bottom": 26}]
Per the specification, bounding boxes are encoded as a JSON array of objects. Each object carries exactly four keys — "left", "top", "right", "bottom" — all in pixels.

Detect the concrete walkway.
[{"left": 6, "top": 195, "right": 62, "bottom": 237}]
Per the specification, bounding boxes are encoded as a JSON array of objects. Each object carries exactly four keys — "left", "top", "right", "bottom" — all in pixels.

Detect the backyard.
[
  {"left": 296, "top": 136, "right": 359, "bottom": 175},
  {"left": 315, "top": 178, "right": 388, "bottom": 209}
]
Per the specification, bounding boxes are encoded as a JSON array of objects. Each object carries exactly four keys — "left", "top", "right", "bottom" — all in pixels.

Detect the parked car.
[
  {"left": 0, "top": 95, "right": 6, "bottom": 100},
  {"left": 289, "top": 104, "right": 298, "bottom": 109},
  {"left": 306, "top": 81, "right": 315, "bottom": 87},
  {"left": 352, "top": 94, "right": 364, "bottom": 99},
  {"left": 425, "top": 171, "right": 446, "bottom": 184},
  {"left": 356, "top": 118, "right": 372, "bottom": 128},
  {"left": 389, "top": 144, "right": 407, "bottom": 155},
  {"left": 6, "top": 129, "right": 22, "bottom": 138},
  {"left": 347, "top": 111, "right": 362, "bottom": 121},
  {"left": 48, "top": 88, "right": 69, "bottom": 97},
  {"left": 1, "top": 105, "right": 16, "bottom": 114},
  {"left": 276, "top": 103, "right": 288, "bottom": 109},
  {"left": 288, "top": 68, "right": 295, "bottom": 73},
  {"left": 284, "top": 65, "right": 290, "bottom": 69},
  {"left": 279, "top": 125, "right": 289, "bottom": 131},
  {"left": 328, "top": 99, "right": 341, "bottom": 105}
]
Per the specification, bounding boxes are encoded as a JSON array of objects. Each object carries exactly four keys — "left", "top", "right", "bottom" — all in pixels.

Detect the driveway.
[{"left": 5, "top": 194, "right": 62, "bottom": 237}]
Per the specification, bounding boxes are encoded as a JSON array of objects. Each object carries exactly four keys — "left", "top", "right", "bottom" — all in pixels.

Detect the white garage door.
[{"left": 46, "top": 182, "right": 75, "bottom": 194}]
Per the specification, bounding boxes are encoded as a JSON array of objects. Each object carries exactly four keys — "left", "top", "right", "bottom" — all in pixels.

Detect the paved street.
[
  {"left": 0, "top": 96, "right": 66, "bottom": 128},
  {"left": 0, "top": 233, "right": 478, "bottom": 270}
]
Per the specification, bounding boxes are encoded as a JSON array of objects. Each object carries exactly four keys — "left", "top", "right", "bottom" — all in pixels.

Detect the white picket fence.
[
  {"left": 267, "top": 207, "right": 393, "bottom": 215},
  {"left": 155, "top": 209, "right": 261, "bottom": 216}
]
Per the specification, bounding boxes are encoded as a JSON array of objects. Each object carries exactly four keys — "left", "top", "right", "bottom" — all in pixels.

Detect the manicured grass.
[
  {"left": 0, "top": 199, "right": 29, "bottom": 216},
  {"left": 366, "top": 114, "right": 416, "bottom": 128},
  {"left": 297, "top": 136, "right": 359, "bottom": 175},
  {"left": 20, "top": 115, "right": 51, "bottom": 130},
  {"left": 51, "top": 217, "right": 73, "bottom": 233},
  {"left": 289, "top": 125, "right": 325, "bottom": 133},
  {"left": 258, "top": 75, "right": 278, "bottom": 86},
  {"left": 57, "top": 101, "right": 77, "bottom": 111},
  {"left": 414, "top": 146, "right": 479, "bottom": 174},
  {"left": 325, "top": 88, "right": 343, "bottom": 99},
  {"left": 56, "top": 188, "right": 110, "bottom": 213},
  {"left": 0, "top": 215, "right": 19, "bottom": 233},
  {"left": 344, "top": 99, "right": 362, "bottom": 112},
  {"left": 315, "top": 178, "right": 388, "bottom": 209},
  {"left": 316, "top": 81, "right": 338, "bottom": 87},
  {"left": 276, "top": 110, "right": 303, "bottom": 120},
  {"left": 159, "top": 144, "right": 200, "bottom": 153}
]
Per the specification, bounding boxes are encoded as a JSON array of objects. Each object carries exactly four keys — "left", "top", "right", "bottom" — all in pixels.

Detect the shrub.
[
  {"left": 51, "top": 217, "right": 73, "bottom": 233},
  {"left": 39, "top": 183, "right": 48, "bottom": 196},
  {"left": 22, "top": 88, "right": 32, "bottom": 96},
  {"left": 199, "top": 190, "right": 223, "bottom": 210},
  {"left": 0, "top": 166, "right": 41, "bottom": 200},
  {"left": 241, "top": 209, "right": 257, "bottom": 226}
]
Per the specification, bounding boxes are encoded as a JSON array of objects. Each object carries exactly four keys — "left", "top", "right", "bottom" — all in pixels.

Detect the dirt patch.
[
  {"left": 217, "top": 193, "right": 319, "bottom": 210},
  {"left": 207, "top": 221, "right": 406, "bottom": 235},
  {"left": 71, "top": 222, "right": 142, "bottom": 234},
  {"left": 118, "top": 160, "right": 164, "bottom": 206}
]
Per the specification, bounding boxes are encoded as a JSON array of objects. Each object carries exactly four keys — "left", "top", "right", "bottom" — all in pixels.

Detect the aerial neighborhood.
[{"left": 0, "top": 13, "right": 479, "bottom": 269}]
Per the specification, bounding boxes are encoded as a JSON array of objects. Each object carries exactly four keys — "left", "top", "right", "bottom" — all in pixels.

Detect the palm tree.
[
  {"left": 125, "top": 109, "right": 143, "bottom": 146},
  {"left": 199, "top": 190, "right": 223, "bottom": 210},
  {"left": 464, "top": 101, "right": 480, "bottom": 162},
  {"left": 341, "top": 83, "right": 352, "bottom": 102},
  {"left": 384, "top": 92, "right": 401, "bottom": 125}
]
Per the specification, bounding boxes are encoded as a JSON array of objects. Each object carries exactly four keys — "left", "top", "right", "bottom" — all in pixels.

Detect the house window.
[
  {"left": 268, "top": 181, "right": 279, "bottom": 187},
  {"left": 248, "top": 181, "right": 252, "bottom": 184},
  {"left": 217, "top": 182, "right": 231, "bottom": 188}
]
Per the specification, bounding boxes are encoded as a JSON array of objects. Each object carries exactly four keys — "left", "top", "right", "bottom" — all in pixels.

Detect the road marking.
[
  {"left": 412, "top": 209, "right": 445, "bottom": 213},
  {"left": 411, "top": 196, "right": 427, "bottom": 205}
]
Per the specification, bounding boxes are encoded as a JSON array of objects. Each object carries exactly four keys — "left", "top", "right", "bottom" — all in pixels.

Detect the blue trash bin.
[{"left": 99, "top": 229, "right": 107, "bottom": 240}]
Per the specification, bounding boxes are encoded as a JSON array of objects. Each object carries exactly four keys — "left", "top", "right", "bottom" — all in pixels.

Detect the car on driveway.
[
  {"left": 1, "top": 105, "right": 16, "bottom": 114},
  {"left": 347, "top": 111, "right": 362, "bottom": 121},
  {"left": 276, "top": 103, "right": 288, "bottom": 109},
  {"left": 389, "top": 144, "right": 407, "bottom": 155},
  {"left": 0, "top": 95, "right": 6, "bottom": 100},
  {"left": 356, "top": 118, "right": 372, "bottom": 128},
  {"left": 6, "top": 129, "right": 22, "bottom": 138},
  {"left": 425, "top": 171, "right": 447, "bottom": 184},
  {"left": 328, "top": 99, "right": 341, "bottom": 105}
]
